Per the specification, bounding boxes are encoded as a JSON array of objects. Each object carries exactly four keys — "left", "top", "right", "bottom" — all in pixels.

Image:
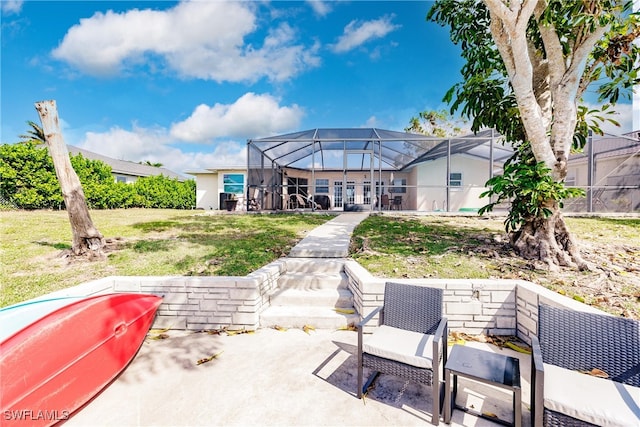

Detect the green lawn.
[
  {"left": 0, "top": 209, "right": 333, "bottom": 307},
  {"left": 351, "top": 214, "right": 640, "bottom": 318},
  {"left": 2, "top": 209, "right": 637, "bottom": 319}
]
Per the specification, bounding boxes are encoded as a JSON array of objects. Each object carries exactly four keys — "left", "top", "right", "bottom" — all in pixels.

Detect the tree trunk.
[
  {"left": 510, "top": 204, "right": 589, "bottom": 272},
  {"left": 35, "top": 100, "right": 105, "bottom": 257}
]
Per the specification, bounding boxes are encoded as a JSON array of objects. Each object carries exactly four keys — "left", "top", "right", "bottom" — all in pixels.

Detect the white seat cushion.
[
  {"left": 543, "top": 363, "right": 640, "bottom": 427},
  {"left": 363, "top": 325, "right": 435, "bottom": 369}
]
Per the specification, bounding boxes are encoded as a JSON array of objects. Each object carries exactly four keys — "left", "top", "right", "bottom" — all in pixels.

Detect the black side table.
[{"left": 444, "top": 345, "right": 521, "bottom": 427}]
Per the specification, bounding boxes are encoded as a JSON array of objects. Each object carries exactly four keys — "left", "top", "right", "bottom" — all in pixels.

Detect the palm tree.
[
  {"left": 18, "top": 120, "right": 46, "bottom": 144},
  {"left": 140, "top": 160, "right": 164, "bottom": 167}
]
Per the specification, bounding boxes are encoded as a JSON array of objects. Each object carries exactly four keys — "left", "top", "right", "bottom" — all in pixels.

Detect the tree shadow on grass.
[{"left": 34, "top": 240, "right": 71, "bottom": 250}]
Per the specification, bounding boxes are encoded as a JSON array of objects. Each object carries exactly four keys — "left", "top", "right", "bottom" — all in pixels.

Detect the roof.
[
  {"left": 249, "top": 127, "right": 509, "bottom": 171},
  {"left": 409, "top": 128, "right": 513, "bottom": 166},
  {"left": 68, "top": 146, "right": 188, "bottom": 181},
  {"left": 569, "top": 132, "right": 640, "bottom": 162}
]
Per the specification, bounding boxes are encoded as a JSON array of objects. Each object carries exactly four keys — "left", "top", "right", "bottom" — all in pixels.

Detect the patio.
[{"left": 65, "top": 328, "right": 531, "bottom": 426}]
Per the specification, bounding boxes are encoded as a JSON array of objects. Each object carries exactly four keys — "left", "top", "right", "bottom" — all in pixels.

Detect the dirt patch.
[
  {"left": 434, "top": 218, "right": 638, "bottom": 319},
  {"left": 484, "top": 238, "right": 640, "bottom": 319}
]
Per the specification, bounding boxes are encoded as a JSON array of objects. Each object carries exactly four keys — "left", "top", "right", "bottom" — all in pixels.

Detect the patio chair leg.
[{"left": 361, "top": 371, "right": 379, "bottom": 397}]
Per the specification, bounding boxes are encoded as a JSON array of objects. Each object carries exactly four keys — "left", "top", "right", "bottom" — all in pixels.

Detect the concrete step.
[
  {"left": 270, "top": 287, "right": 353, "bottom": 308},
  {"left": 277, "top": 272, "right": 348, "bottom": 290},
  {"left": 259, "top": 306, "right": 359, "bottom": 329},
  {"left": 284, "top": 258, "right": 346, "bottom": 274}
]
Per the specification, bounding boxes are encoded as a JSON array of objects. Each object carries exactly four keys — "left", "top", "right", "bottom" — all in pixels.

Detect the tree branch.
[
  {"left": 485, "top": 0, "right": 555, "bottom": 167},
  {"left": 534, "top": 0, "right": 565, "bottom": 88},
  {"left": 515, "top": 0, "right": 538, "bottom": 32},
  {"left": 567, "top": 24, "right": 610, "bottom": 85},
  {"left": 484, "top": 0, "right": 513, "bottom": 23}
]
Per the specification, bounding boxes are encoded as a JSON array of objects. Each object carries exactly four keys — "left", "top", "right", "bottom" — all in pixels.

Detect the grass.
[
  {"left": 351, "top": 213, "right": 640, "bottom": 318},
  {"left": 350, "top": 215, "right": 502, "bottom": 279},
  {"left": 0, "top": 209, "right": 333, "bottom": 307},
  {"left": 2, "top": 209, "right": 638, "bottom": 318}
]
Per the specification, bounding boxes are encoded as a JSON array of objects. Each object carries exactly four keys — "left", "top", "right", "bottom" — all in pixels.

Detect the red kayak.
[{"left": 0, "top": 293, "right": 162, "bottom": 426}]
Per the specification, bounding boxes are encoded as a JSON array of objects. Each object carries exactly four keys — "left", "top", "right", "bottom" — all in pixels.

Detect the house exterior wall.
[
  {"left": 568, "top": 154, "right": 640, "bottom": 186},
  {"left": 192, "top": 170, "right": 249, "bottom": 210},
  {"left": 567, "top": 153, "right": 640, "bottom": 212},
  {"left": 193, "top": 173, "right": 219, "bottom": 210},
  {"left": 282, "top": 168, "right": 405, "bottom": 209},
  {"left": 414, "top": 155, "right": 491, "bottom": 211}
]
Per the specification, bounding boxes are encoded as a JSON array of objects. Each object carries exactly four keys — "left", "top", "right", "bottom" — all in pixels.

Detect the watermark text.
[{"left": 3, "top": 409, "right": 70, "bottom": 422}]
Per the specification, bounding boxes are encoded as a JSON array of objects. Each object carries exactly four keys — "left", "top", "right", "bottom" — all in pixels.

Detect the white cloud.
[
  {"left": 331, "top": 15, "right": 400, "bottom": 53},
  {"left": 1, "top": 0, "right": 23, "bottom": 15},
  {"left": 170, "top": 93, "right": 304, "bottom": 142},
  {"left": 581, "top": 102, "right": 634, "bottom": 135},
  {"left": 79, "top": 125, "right": 246, "bottom": 175},
  {"left": 363, "top": 116, "right": 379, "bottom": 128},
  {"left": 78, "top": 92, "right": 301, "bottom": 173},
  {"left": 306, "top": 1, "right": 332, "bottom": 17},
  {"left": 52, "top": 1, "right": 319, "bottom": 82},
  {"left": 81, "top": 125, "right": 172, "bottom": 163}
]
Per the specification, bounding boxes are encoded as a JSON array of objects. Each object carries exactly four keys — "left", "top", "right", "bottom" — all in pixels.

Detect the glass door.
[
  {"left": 342, "top": 150, "right": 375, "bottom": 210},
  {"left": 334, "top": 181, "right": 343, "bottom": 208}
]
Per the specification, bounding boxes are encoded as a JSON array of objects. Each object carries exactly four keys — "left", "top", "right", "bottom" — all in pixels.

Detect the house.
[
  {"left": 68, "top": 146, "right": 187, "bottom": 183},
  {"left": 564, "top": 131, "right": 640, "bottom": 212},
  {"left": 192, "top": 128, "right": 639, "bottom": 213},
  {"left": 186, "top": 166, "right": 247, "bottom": 210}
]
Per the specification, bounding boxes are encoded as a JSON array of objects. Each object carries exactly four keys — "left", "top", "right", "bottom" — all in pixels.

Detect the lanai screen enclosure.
[{"left": 247, "top": 128, "right": 511, "bottom": 212}]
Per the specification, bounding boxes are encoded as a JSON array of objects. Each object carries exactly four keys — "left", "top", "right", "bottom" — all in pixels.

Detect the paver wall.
[
  {"left": 345, "top": 260, "right": 608, "bottom": 344},
  {"left": 25, "top": 258, "right": 607, "bottom": 341},
  {"left": 36, "top": 260, "right": 285, "bottom": 331}
]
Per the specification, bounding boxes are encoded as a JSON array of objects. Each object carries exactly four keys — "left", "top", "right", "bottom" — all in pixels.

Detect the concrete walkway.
[
  {"left": 66, "top": 329, "right": 530, "bottom": 427},
  {"left": 65, "top": 212, "right": 531, "bottom": 427},
  {"left": 288, "top": 212, "right": 369, "bottom": 258}
]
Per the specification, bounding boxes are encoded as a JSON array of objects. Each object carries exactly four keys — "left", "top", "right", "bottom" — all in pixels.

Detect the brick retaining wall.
[
  {"left": 344, "top": 260, "right": 608, "bottom": 344},
  {"left": 23, "top": 258, "right": 607, "bottom": 341},
  {"left": 34, "top": 260, "right": 285, "bottom": 331}
]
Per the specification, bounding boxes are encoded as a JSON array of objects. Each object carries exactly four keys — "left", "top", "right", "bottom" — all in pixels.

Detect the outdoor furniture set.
[
  {"left": 357, "top": 282, "right": 640, "bottom": 427},
  {"left": 532, "top": 304, "right": 639, "bottom": 427}
]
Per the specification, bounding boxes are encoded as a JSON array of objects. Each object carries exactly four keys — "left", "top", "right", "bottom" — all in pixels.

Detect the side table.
[{"left": 444, "top": 345, "right": 521, "bottom": 427}]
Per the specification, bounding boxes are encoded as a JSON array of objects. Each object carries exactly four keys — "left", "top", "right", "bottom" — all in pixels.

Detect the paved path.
[
  {"left": 66, "top": 329, "right": 530, "bottom": 426},
  {"left": 288, "top": 212, "right": 369, "bottom": 258}
]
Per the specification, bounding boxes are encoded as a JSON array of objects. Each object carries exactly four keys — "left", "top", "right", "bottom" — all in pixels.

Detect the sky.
[{"left": 1, "top": 0, "right": 637, "bottom": 177}]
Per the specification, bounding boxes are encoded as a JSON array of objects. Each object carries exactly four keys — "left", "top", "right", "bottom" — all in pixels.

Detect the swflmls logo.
[{"left": 3, "top": 409, "right": 70, "bottom": 421}]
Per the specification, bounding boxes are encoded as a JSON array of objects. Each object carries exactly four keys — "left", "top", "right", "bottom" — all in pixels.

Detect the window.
[
  {"left": 315, "top": 179, "right": 329, "bottom": 194},
  {"left": 223, "top": 174, "right": 244, "bottom": 194},
  {"left": 449, "top": 172, "right": 462, "bottom": 187},
  {"left": 390, "top": 178, "right": 406, "bottom": 193}
]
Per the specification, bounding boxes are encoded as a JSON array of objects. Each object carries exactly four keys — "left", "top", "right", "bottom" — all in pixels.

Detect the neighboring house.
[
  {"left": 564, "top": 131, "right": 640, "bottom": 212},
  {"left": 185, "top": 167, "right": 246, "bottom": 210},
  {"left": 192, "top": 128, "right": 639, "bottom": 213},
  {"left": 68, "top": 146, "right": 186, "bottom": 183}
]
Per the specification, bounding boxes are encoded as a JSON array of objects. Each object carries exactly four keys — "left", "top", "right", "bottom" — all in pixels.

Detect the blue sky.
[{"left": 1, "top": 1, "right": 636, "bottom": 176}]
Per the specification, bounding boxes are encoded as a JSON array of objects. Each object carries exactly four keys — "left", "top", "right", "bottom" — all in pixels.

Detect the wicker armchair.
[
  {"left": 532, "top": 304, "right": 640, "bottom": 427},
  {"left": 357, "top": 282, "right": 447, "bottom": 425}
]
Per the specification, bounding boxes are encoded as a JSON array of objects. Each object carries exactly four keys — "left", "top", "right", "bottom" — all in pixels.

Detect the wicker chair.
[
  {"left": 357, "top": 282, "right": 447, "bottom": 425},
  {"left": 531, "top": 304, "right": 640, "bottom": 427}
]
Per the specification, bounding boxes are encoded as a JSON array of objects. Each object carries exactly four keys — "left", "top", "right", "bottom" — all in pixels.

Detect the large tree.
[{"left": 428, "top": 0, "right": 639, "bottom": 270}]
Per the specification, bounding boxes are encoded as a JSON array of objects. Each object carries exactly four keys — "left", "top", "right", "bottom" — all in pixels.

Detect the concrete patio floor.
[{"left": 66, "top": 328, "right": 531, "bottom": 427}]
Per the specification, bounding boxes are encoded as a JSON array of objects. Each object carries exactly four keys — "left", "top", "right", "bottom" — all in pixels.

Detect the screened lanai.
[
  {"left": 247, "top": 128, "right": 511, "bottom": 212},
  {"left": 243, "top": 127, "right": 639, "bottom": 213}
]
